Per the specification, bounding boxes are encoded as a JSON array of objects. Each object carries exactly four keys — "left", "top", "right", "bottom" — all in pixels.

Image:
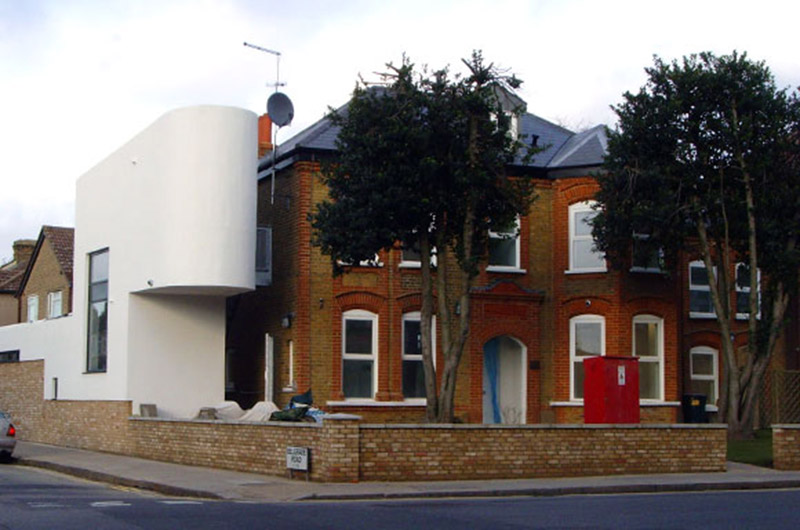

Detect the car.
[{"left": 0, "top": 411, "right": 16, "bottom": 460}]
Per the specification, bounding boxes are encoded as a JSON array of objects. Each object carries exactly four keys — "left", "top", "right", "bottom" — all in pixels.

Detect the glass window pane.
[
  {"left": 690, "top": 290, "right": 713, "bottom": 313},
  {"left": 90, "top": 251, "right": 109, "bottom": 283},
  {"left": 88, "top": 301, "right": 108, "bottom": 372},
  {"left": 573, "top": 240, "right": 603, "bottom": 269},
  {"left": 691, "top": 353, "right": 713, "bottom": 376},
  {"left": 574, "top": 361, "right": 585, "bottom": 399},
  {"left": 690, "top": 379, "right": 715, "bottom": 405},
  {"left": 402, "top": 246, "right": 421, "bottom": 262},
  {"left": 634, "top": 322, "right": 658, "bottom": 357},
  {"left": 489, "top": 237, "right": 517, "bottom": 267},
  {"left": 690, "top": 265, "right": 709, "bottom": 286},
  {"left": 343, "top": 359, "right": 373, "bottom": 398},
  {"left": 403, "top": 360, "right": 426, "bottom": 398},
  {"left": 574, "top": 210, "right": 595, "bottom": 236},
  {"left": 90, "top": 282, "right": 108, "bottom": 303},
  {"left": 639, "top": 361, "right": 660, "bottom": 399},
  {"left": 575, "top": 322, "right": 601, "bottom": 357},
  {"left": 345, "top": 319, "right": 373, "bottom": 354},
  {"left": 737, "top": 291, "right": 750, "bottom": 314},
  {"left": 736, "top": 263, "right": 751, "bottom": 289},
  {"left": 403, "top": 319, "right": 421, "bottom": 356}
]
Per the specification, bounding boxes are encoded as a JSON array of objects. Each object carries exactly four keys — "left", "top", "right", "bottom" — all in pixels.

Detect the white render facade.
[{"left": 0, "top": 106, "right": 258, "bottom": 418}]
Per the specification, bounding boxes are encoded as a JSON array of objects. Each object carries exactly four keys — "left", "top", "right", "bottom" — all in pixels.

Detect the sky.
[{"left": 1, "top": 0, "right": 799, "bottom": 264}]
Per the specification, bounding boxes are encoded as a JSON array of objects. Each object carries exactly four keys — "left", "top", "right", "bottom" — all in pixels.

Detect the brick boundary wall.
[
  {"left": 773, "top": 425, "right": 800, "bottom": 470},
  {"left": 1, "top": 361, "right": 727, "bottom": 482},
  {"left": 357, "top": 423, "right": 728, "bottom": 481}
]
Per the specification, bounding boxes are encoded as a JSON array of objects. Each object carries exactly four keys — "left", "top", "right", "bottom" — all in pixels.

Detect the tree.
[
  {"left": 310, "top": 52, "right": 535, "bottom": 422},
  {"left": 593, "top": 51, "right": 800, "bottom": 438}
]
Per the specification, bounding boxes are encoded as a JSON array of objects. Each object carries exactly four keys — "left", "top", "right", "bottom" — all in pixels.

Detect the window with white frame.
[
  {"left": 689, "top": 261, "right": 716, "bottom": 318},
  {"left": 47, "top": 290, "right": 63, "bottom": 319},
  {"left": 690, "top": 346, "right": 718, "bottom": 409},
  {"left": 87, "top": 249, "right": 109, "bottom": 373},
  {"left": 26, "top": 295, "right": 39, "bottom": 322},
  {"left": 633, "top": 315, "right": 664, "bottom": 401},
  {"left": 488, "top": 216, "right": 522, "bottom": 271},
  {"left": 402, "top": 312, "right": 435, "bottom": 399},
  {"left": 735, "top": 263, "right": 760, "bottom": 320},
  {"left": 342, "top": 310, "right": 378, "bottom": 399},
  {"left": 570, "top": 315, "right": 605, "bottom": 400},
  {"left": 568, "top": 201, "right": 605, "bottom": 272}
]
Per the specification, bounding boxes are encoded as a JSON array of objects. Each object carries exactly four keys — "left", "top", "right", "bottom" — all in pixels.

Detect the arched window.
[
  {"left": 342, "top": 310, "right": 378, "bottom": 399},
  {"left": 633, "top": 315, "right": 664, "bottom": 401},
  {"left": 570, "top": 315, "right": 605, "bottom": 400}
]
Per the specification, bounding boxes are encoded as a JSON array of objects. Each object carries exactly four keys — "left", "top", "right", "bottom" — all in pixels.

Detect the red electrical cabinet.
[{"left": 583, "top": 356, "right": 640, "bottom": 424}]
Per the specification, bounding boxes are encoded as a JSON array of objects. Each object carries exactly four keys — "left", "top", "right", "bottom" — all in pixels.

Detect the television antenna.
[{"left": 244, "top": 42, "right": 295, "bottom": 203}]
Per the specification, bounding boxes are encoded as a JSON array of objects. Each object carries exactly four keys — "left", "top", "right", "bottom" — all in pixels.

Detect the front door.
[{"left": 482, "top": 336, "right": 526, "bottom": 424}]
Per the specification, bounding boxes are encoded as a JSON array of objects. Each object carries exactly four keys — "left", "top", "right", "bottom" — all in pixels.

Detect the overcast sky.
[{"left": 1, "top": 0, "right": 798, "bottom": 263}]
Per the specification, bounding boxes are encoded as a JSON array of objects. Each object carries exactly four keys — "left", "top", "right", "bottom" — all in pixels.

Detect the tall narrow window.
[
  {"left": 342, "top": 310, "right": 377, "bottom": 399},
  {"left": 26, "top": 295, "right": 39, "bottom": 323},
  {"left": 568, "top": 201, "right": 605, "bottom": 272},
  {"left": 87, "top": 249, "right": 109, "bottom": 373},
  {"left": 47, "top": 291, "right": 63, "bottom": 319},
  {"left": 735, "top": 263, "right": 760, "bottom": 320},
  {"left": 690, "top": 347, "right": 719, "bottom": 409},
  {"left": 570, "top": 315, "right": 605, "bottom": 400},
  {"left": 402, "top": 312, "right": 435, "bottom": 399},
  {"left": 689, "top": 261, "right": 716, "bottom": 318},
  {"left": 633, "top": 315, "right": 664, "bottom": 401},
  {"left": 488, "top": 216, "right": 521, "bottom": 271},
  {"left": 256, "top": 226, "right": 272, "bottom": 286}
]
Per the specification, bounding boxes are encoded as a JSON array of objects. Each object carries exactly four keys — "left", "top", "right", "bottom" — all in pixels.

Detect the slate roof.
[
  {"left": 0, "top": 266, "right": 27, "bottom": 293},
  {"left": 261, "top": 98, "right": 607, "bottom": 173}
]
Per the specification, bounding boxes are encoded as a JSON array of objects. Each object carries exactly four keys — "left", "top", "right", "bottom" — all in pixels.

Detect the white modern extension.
[{"left": 0, "top": 106, "right": 258, "bottom": 418}]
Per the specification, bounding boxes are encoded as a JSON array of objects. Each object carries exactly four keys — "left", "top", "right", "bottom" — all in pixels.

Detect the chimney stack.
[
  {"left": 12, "top": 239, "right": 36, "bottom": 265},
  {"left": 258, "top": 114, "right": 274, "bottom": 158}
]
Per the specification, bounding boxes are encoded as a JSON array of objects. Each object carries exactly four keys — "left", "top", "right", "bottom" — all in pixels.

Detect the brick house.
[
  {"left": 0, "top": 239, "right": 35, "bottom": 326},
  {"left": 16, "top": 226, "right": 74, "bottom": 324},
  {"left": 227, "top": 98, "right": 746, "bottom": 424}
]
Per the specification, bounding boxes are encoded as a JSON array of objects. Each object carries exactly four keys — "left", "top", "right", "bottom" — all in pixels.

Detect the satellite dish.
[{"left": 267, "top": 92, "right": 294, "bottom": 127}]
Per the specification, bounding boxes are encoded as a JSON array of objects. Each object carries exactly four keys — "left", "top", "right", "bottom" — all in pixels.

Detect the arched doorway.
[{"left": 483, "top": 336, "right": 527, "bottom": 424}]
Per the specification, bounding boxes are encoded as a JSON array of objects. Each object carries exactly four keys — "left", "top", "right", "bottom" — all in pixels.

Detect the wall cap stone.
[
  {"left": 128, "top": 416, "right": 321, "bottom": 428},
  {"left": 773, "top": 424, "right": 800, "bottom": 430},
  {"left": 324, "top": 413, "right": 362, "bottom": 421},
  {"left": 360, "top": 423, "right": 728, "bottom": 430}
]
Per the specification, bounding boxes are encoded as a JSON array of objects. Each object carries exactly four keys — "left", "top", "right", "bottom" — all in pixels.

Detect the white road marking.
[
  {"left": 28, "top": 502, "right": 66, "bottom": 508},
  {"left": 91, "top": 500, "right": 132, "bottom": 508}
]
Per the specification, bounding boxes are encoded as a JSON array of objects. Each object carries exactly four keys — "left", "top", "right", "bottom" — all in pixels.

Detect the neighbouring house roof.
[
  {"left": 15, "top": 226, "right": 75, "bottom": 297},
  {"left": 259, "top": 96, "right": 608, "bottom": 175},
  {"left": 0, "top": 266, "right": 27, "bottom": 294}
]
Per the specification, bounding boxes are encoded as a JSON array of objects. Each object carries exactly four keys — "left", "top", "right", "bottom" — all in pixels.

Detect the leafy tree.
[
  {"left": 593, "top": 51, "right": 800, "bottom": 438},
  {"left": 311, "top": 52, "right": 535, "bottom": 422}
]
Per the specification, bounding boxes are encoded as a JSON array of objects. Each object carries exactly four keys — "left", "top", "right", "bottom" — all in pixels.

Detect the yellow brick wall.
[{"left": 773, "top": 425, "right": 800, "bottom": 470}]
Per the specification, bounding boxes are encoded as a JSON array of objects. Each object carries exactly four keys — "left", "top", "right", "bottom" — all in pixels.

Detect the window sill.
[
  {"left": 398, "top": 262, "right": 421, "bottom": 269},
  {"left": 565, "top": 268, "right": 607, "bottom": 275},
  {"left": 689, "top": 312, "right": 717, "bottom": 319},
  {"left": 629, "top": 267, "right": 665, "bottom": 274},
  {"left": 326, "top": 400, "right": 427, "bottom": 407},
  {"left": 486, "top": 266, "right": 527, "bottom": 274},
  {"left": 83, "top": 370, "right": 107, "bottom": 375}
]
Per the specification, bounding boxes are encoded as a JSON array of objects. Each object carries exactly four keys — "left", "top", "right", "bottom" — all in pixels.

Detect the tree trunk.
[{"left": 418, "top": 232, "right": 438, "bottom": 423}]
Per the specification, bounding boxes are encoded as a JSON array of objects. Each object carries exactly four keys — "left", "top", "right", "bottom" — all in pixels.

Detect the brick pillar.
[{"left": 319, "top": 414, "right": 361, "bottom": 482}]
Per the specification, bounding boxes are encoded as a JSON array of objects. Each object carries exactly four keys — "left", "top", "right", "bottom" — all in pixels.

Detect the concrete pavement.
[{"left": 10, "top": 441, "right": 800, "bottom": 502}]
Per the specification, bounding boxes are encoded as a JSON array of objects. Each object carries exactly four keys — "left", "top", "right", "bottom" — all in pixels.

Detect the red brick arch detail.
[
  {"left": 560, "top": 180, "right": 600, "bottom": 204},
  {"left": 395, "top": 292, "right": 439, "bottom": 314},
  {"left": 562, "top": 296, "right": 613, "bottom": 318},
  {"left": 334, "top": 291, "right": 387, "bottom": 313}
]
